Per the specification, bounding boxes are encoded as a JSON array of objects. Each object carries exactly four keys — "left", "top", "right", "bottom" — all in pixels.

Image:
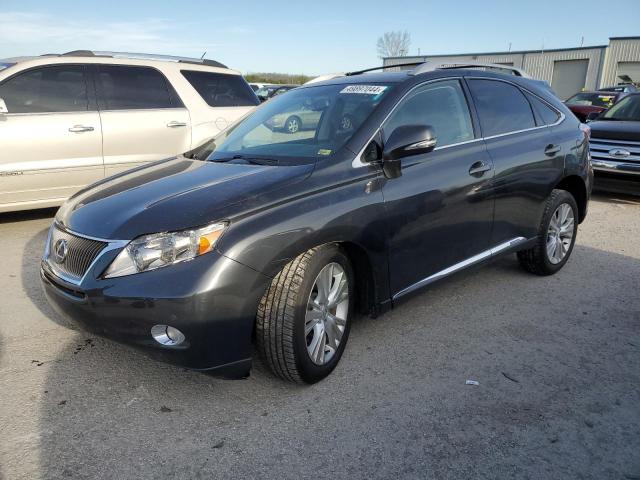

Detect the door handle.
[
  {"left": 544, "top": 144, "right": 561, "bottom": 156},
  {"left": 166, "top": 121, "right": 187, "bottom": 128},
  {"left": 68, "top": 125, "right": 94, "bottom": 133},
  {"left": 468, "top": 160, "right": 492, "bottom": 176}
]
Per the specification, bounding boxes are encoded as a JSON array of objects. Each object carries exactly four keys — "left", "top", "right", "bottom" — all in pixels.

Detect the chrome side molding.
[{"left": 392, "top": 237, "right": 527, "bottom": 300}]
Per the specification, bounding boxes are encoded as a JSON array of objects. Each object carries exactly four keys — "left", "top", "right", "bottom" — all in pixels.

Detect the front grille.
[
  {"left": 46, "top": 225, "right": 107, "bottom": 282},
  {"left": 590, "top": 137, "right": 640, "bottom": 164}
]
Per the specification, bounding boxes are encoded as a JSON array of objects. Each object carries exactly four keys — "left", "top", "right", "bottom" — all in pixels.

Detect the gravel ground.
[{"left": 0, "top": 193, "right": 639, "bottom": 480}]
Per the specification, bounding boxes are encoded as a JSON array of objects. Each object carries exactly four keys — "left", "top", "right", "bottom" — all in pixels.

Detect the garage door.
[
  {"left": 616, "top": 62, "right": 640, "bottom": 84},
  {"left": 551, "top": 59, "right": 589, "bottom": 100}
]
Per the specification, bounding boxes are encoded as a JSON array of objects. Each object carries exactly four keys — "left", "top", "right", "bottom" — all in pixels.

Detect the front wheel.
[
  {"left": 284, "top": 115, "right": 302, "bottom": 134},
  {"left": 517, "top": 189, "right": 578, "bottom": 275},
  {"left": 256, "top": 245, "right": 354, "bottom": 383}
]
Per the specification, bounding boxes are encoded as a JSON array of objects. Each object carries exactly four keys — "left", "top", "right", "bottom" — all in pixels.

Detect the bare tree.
[{"left": 376, "top": 30, "right": 411, "bottom": 58}]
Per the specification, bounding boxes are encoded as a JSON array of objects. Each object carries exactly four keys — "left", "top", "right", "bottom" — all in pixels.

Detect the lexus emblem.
[
  {"left": 608, "top": 148, "right": 631, "bottom": 158},
  {"left": 53, "top": 239, "right": 69, "bottom": 264}
]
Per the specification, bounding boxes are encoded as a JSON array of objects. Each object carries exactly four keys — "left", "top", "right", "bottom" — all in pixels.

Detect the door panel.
[
  {"left": 0, "top": 64, "right": 103, "bottom": 207},
  {"left": 94, "top": 64, "right": 193, "bottom": 176},
  {"left": 383, "top": 142, "right": 495, "bottom": 295},
  {"left": 467, "top": 78, "right": 564, "bottom": 245},
  {"left": 484, "top": 127, "right": 562, "bottom": 244},
  {"left": 100, "top": 109, "right": 191, "bottom": 176},
  {"left": 0, "top": 112, "right": 103, "bottom": 205},
  {"left": 380, "top": 79, "right": 495, "bottom": 296}
]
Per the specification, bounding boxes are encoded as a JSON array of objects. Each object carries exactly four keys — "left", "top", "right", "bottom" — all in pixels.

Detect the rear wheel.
[
  {"left": 517, "top": 189, "right": 578, "bottom": 275},
  {"left": 256, "top": 245, "right": 354, "bottom": 383}
]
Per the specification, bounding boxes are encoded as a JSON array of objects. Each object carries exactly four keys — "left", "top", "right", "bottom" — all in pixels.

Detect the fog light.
[{"left": 151, "top": 324, "right": 185, "bottom": 346}]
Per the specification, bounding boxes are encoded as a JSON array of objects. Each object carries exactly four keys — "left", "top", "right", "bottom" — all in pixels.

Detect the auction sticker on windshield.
[{"left": 340, "top": 85, "right": 388, "bottom": 95}]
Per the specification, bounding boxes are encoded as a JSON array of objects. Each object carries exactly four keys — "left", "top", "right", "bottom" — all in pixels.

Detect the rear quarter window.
[
  {"left": 526, "top": 93, "right": 561, "bottom": 126},
  {"left": 181, "top": 70, "right": 259, "bottom": 107}
]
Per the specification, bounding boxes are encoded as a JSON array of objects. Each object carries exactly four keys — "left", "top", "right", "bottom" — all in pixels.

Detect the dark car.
[
  {"left": 41, "top": 64, "right": 592, "bottom": 384},
  {"left": 565, "top": 91, "right": 620, "bottom": 122},
  {"left": 588, "top": 93, "right": 640, "bottom": 194},
  {"left": 255, "top": 84, "right": 297, "bottom": 102}
]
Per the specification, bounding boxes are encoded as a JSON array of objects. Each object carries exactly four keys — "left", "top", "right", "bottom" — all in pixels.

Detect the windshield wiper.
[{"left": 210, "top": 154, "right": 278, "bottom": 165}]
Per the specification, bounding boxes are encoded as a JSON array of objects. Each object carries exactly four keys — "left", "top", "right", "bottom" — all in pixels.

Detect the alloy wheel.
[
  {"left": 305, "top": 262, "right": 349, "bottom": 365},
  {"left": 546, "top": 203, "right": 574, "bottom": 264},
  {"left": 286, "top": 118, "right": 300, "bottom": 133}
]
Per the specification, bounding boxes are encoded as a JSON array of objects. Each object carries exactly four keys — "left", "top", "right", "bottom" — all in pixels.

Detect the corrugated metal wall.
[
  {"left": 521, "top": 48, "right": 603, "bottom": 90},
  {"left": 383, "top": 38, "right": 640, "bottom": 90},
  {"left": 600, "top": 38, "right": 640, "bottom": 86}
]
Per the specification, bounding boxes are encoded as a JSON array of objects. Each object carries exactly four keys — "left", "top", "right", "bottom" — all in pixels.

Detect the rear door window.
[
  {"left": 181, "top": 70, "right": 259, "bottom": 107},
  {"left": 468, "top": 79, "right": 536, "bottom": 137},
  {"left": 96, "top": 65, "right": 182, "bottom": 110},
  {"left": 0, "top": 65, "right": 88, "bottom": 113},
  {"left": 384, "top": 79, "right": 475, "bottom": 147}
]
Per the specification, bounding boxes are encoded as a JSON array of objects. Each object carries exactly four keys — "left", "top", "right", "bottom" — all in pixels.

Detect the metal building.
[{"left": 383, "top": 37, "right": 640, "bottom": 100}]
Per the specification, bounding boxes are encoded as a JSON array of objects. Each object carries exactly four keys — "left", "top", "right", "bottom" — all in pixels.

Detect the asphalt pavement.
[{"left": 0, "top": 193, "right": 639, "bottom": 480}]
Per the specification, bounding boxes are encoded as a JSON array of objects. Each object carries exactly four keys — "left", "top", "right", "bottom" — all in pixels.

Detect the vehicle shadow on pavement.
[
  {"left": 32, "top": 243, "right": 640, "bottom": 480},
  {"left": 590, "top": 192, "right": 640, "bottom": 206},
  {"left": 0, "top": 207, "right": 56, "bottom": 225}
]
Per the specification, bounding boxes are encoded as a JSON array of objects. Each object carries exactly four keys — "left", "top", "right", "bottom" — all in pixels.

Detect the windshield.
[
  {"left": 566, "top": 92, "right": 617, "bottom": 108},
  {"left": 205, "top": 83, "right": 393, "bottom": 163},
  {"left": 600, "top": 95, "right": 640, "bottom": 121}
]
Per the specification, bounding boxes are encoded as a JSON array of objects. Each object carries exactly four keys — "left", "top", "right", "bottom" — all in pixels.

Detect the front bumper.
[
  {"left": 41, "top": 249, "right": 271, "bottom": 378},
  {"left": 591, "top": 159, "right": 640, "bottom": 176}
]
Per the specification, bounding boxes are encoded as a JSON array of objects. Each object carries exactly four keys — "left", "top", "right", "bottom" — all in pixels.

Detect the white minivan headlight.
[{"left": 104, "top": 222, "right": 228, "bottom": 278}]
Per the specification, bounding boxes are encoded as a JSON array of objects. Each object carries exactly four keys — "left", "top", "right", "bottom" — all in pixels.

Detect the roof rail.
[
  {"left": 56, "top": 50, "right": 227, "bottom": 68},
  {"left": 346, "top": 62, "right": 424, "bottom": 76},
  {"left": 410, "top": 60, "right": 531, "bottom": 78}
]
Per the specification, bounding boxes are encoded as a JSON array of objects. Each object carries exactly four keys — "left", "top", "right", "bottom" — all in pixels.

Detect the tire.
[
  {"left": 256, "top": 245, "right": 354, "bottom": 384},
  {"left": 284, "top": 115, "right": 302, "bottom": 134},
  {"left": 517, "top": 189, "right": 578, "bottom": 276}
]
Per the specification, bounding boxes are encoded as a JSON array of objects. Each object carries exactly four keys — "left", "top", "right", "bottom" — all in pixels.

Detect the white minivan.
[{"left": 0, "top": 51, "right": 259, "bottom": 212}]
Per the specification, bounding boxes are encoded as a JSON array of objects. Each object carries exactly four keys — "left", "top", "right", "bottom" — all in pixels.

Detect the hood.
[
  {"left": 56, "top": 157, "right": 314, "bottom": 239},
  {"left": 588, "top": 120, "right": 640, "bottom": 142}
]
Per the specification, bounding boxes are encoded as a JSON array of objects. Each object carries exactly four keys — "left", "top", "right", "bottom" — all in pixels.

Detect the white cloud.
[{"left": 0, "top": 12, "right": 244, "bottom": 58}]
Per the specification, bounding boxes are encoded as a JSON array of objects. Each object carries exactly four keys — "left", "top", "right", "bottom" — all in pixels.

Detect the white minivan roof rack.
[{"left": 56, "top": 50, "right": 228, "bottom": 68}]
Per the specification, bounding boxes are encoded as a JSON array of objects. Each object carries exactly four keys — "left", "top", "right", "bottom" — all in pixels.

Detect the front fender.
[{"left": 217, "top": 165, "right": 390, "bottom": 306}]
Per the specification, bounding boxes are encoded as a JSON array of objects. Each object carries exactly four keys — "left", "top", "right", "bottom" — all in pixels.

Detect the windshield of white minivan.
[{"left": 206, "top": 83, "right": 393, "bottom": 163}]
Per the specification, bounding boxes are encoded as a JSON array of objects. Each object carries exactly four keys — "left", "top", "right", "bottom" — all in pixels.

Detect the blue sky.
[{"left": 1, "top": 0, "right": 639, "bottom": 75}]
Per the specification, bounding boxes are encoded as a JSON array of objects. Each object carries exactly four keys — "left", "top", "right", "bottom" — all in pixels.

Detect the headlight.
[{"left": 104, "top": 222, "right": 228, "bottom": 278}]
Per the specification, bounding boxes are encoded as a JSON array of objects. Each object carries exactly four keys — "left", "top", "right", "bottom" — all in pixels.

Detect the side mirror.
[
  {"left": 381, "top": 125, "right": 437, "bottom": 178},
  {"left": 586, "top": 111, "right": 600, "bottom": 122},
  {"left": 0, "top": 98, "right": 7, "bottom": 114}
]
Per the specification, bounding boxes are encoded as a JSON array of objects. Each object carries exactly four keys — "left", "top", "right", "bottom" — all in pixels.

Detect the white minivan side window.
[
  {"left": 96, "top": 65, "right": 183, "bottom": 110},
  {"left": 0, "top": 65, "right": 88, "bottom": 114}
]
